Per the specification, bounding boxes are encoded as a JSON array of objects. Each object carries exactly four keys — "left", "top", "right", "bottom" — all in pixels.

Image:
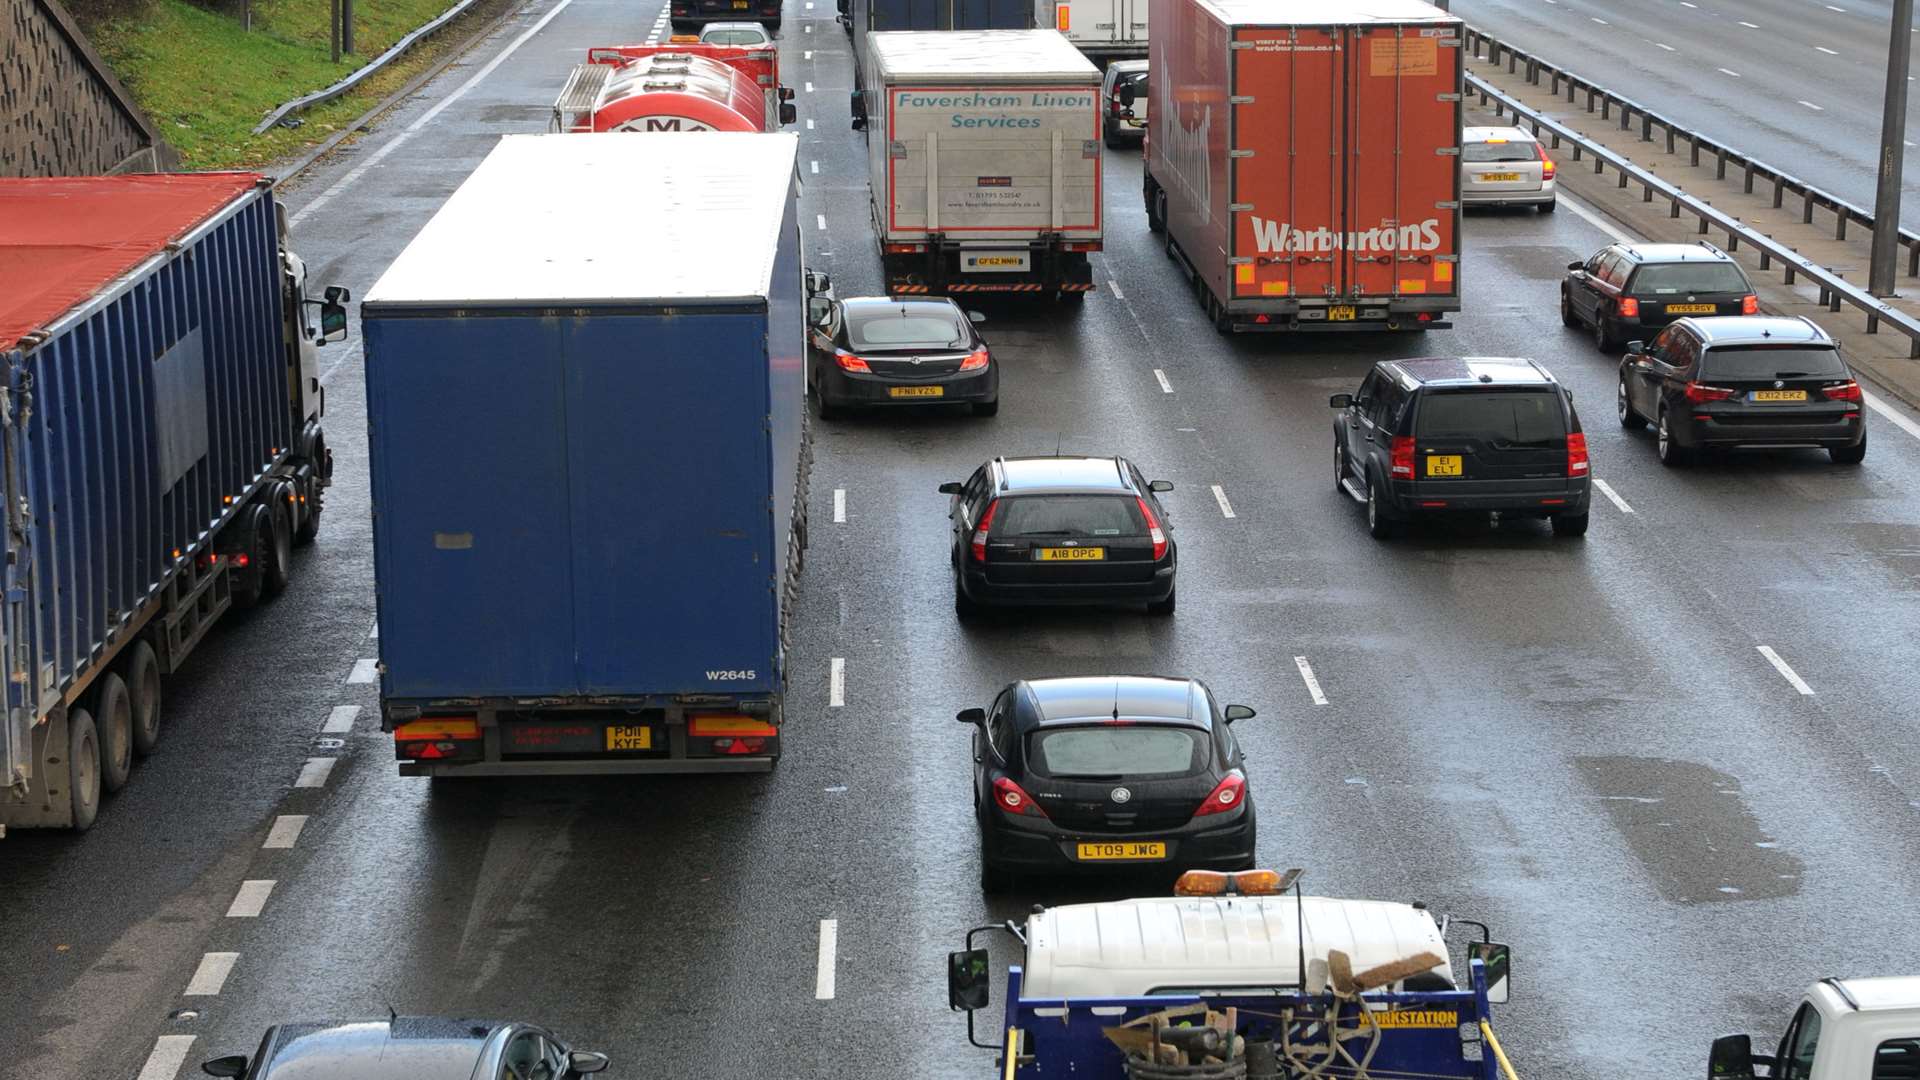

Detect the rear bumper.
[
  {"left": 1461, "top": 186, "right": 1554, "bottom": 206},
  {"left": 1676, "top": 413, "right": 1864, "bottom": 449},
  {"left": 881, "top": 238, "right": 1097, "bottom": 296},
  {"left": 1220, "top": 297, "right": 1457, "bottom": 333},
  {"left": 401, "top": 757, "right": 774, "bottom": 776},
  {"left": 818, "top": 364, "right": 996, "bottom": 406},
  {"left": 1389, "top": 479, "right": 1590, "bottom": 516},
  {"left": 959, "top": 563, "right": 1175, "bottom": 607},
  {"left": 984, "top": 804, "right": 1256, "bottom": 873}
]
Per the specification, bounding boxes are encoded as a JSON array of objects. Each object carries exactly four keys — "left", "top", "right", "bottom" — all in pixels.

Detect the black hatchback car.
[
  {"left": 940, "top": 455, "right": 1176, "bottom": 617},
  {"left": 1562, "top": 241, "right": 1759, "bottom": 351},
  {"left": 1331, "top": 357, "right": 1591, "bottom": 538},
  {"left": 962, "top": 676, "right": 1256, "bottom": 893},
  {"left": 807, "top": 294, "right": 997, "bottom": 418},
  {"left": 1618, "top": 315, "right": 1867, "bottom": 465},
  {"left": 201, "top": 1017, "right": 608, "bottom": 1080}
]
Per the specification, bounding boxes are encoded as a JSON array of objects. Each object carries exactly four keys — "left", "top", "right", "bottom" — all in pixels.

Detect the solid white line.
[
  {"left": 294, "top": 758, "right": 337, "bottom": 789},
  {"left": 816, "top": 214, "right": 828, "bottom": 230},
  {"left": 1798, "top": 100, "right": 1825, "bottom": 111},
  {"left": 322, "top": 704, "right": 360, "bottom": 734},
  {"left": 1293, "top": 656, "right": 1329, "bottom": 706},
  {"left": 262, "top": 815, "right": 308, "bottom": 850},
  {"left": 1864, "top": 390, "right": 1920, "bottom": 440},
  {"left": 347, "top": 658, "right": 378, "bottom": 684},
  {"left": 1815, "top": 45, "right": 1838, "bottom": 54},
  {"left": 829, "top": 658, "right": 845, "bottom": 708},
  {"left": 1211, "top": 484, "right": 1236, "bottom": 519},
  {"left": 226, "top": 880, "right": 275, "bottom": 918},
  {"left": 1153, "top": 368, "right": 1173, "bottom": 394},
  {"left": 1561, "top": 193, "right": 1632, "bottom": 242},
  {"left": 1592, "top": 477, "right": 1634, "bottom": 514},
  {"left": 1718, "top": 67, "right": 1741, "bottom": 77},
  {"left": 137, "top": 1036, "right": 197, "bottom": 1080},
  {"left": 810, "top": 159, "right": 819, "bottom": 174},
  {"left": 815, "top": 918, "right": 838, "bottom": 999},
  {"left": 1757, "top": 646, "right": 1815, "bottom": 696},
  {"left": 1655, "top": 42, "right": 1676, "bottom": 51},
  {"left": 832, "top": 488, "right": 846, "bottom": 523},
  {"left": 184, "top": 952, "right": 239, "bottom": 996}
]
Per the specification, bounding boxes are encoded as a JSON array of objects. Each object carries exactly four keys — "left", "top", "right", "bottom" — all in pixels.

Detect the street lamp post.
[{"left": 1869, "top": 0, "right": 1914, "bottom": 297}]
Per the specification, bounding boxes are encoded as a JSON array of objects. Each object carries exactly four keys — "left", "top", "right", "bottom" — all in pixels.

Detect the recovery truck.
[
  {"left": 552, "top": 43, "right": 797, "bottom": 133},
  {"left": 948, "top": 869, "right": 1519, "bottom": 1079},
  {"left": 361, "top": 132, "right": 812, "bottom": 777},
  {"left": 0, "top": 174, "right": 347, "bottom": 832},
  {"left": 852, "top": 30, "right": 1103, "bottom": 300},
  {"left": 1143, "top": 0, "right": 1463, "bottom": 333},
  {"left": 1709, "top": 978, "right": 1920, "bottom": 1079}
]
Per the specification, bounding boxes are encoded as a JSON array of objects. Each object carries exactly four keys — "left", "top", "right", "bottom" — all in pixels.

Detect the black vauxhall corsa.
[
  {"left": 962, "top": 676, "right": 1257, "bottom": 893},
  {"left": 807, "top": 294, "right": 998, "bottom": 418},
  {"left": 200, "top": 1017, "right": 609, "bottom": 1080}
]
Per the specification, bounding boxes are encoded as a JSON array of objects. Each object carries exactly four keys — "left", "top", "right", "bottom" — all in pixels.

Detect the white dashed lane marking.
[
  {"left": 833, "top": 488, "right": 846, "bottom": 522},
  {"left": 322, "top": 705, "right": 360, "bottom": 734},
  {"left": 1718, "top": 68, "right": 1741, "bottom": 77},
  {"left": 347, "top": 658, "right": 377, "bottom": 684},
  {"left": 1153, "top": 369, "right": 1173, "bottom": 394},
  {"left": 1798, "top": 100, "right": 1825, "bottom": 111},
  {"left": 815, "top": 919, "right": 838, "bottom": 999},
  {"left": 137, "top": 1036, "right": 196, "bottom": 1080},
  {"left": 184, "top": 952, "right": 239, "bottom": 996},
  {"left": 226, "top": 880, "right": 276, "bottom": 918},
  {"left": 1211, "top": 485, "right": 1236, "bottom": 519},
  {"left": 1757, "top": 646, "right": 1815, "bottom": 696},
  {"left": 1592, "top": 478, "right": 1634, "bottom": 514},
  {"left": 1293, "top": 656, "right": 1329, "bottom": 706},
  {"left": 294, "top": 758, "right": 337, "bottom": 789},
  {"left": 817, "top": 214, "right": 828, "bottom": 230},
  {"left": 829, "top": 658, "right": 845, "bottom": 707},
  {"left": 262, "top": 815, "right": 308, "bottom": 850}
]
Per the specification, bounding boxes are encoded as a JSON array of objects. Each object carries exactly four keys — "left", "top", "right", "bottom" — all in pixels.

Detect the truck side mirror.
[
  {"left": 938, "top": 482, "right": 964, "bottom": 495},
  {"left": 1223, "top": 704, "right": 1255, "bottom": 722},
  {"left": 806, "top": 270, "right": 832, "bottom": 295},
  {"left": 807, "top": 298, "right": 832, "bottom": 326},
  {"left": 780, "top": 87, "right": 796, "bottom": 102},
  {"left": 948, "top": 948, "right": 991, "bottom": 1011},
  {"left": 1567, "top": 260, "right": 1586, "bottom": 272},
  {"left": 1118, "top": 84, "right": 1136, "bottom": 107},
  {"left": 1708, "top": 1034, "right": 1758, "bottom": 1079},
  {"left": 319, "top": 301, "right": 348, "bottom": 344},
  {"left": 1329, "top": 393, "right": 1353, "bottom": 409},
  {"left": 324, "top": 285, "right": 351, "bottom": 304},
  {"left": 1626, "top": 340, "right": 1645, "bottom": 355},
  {"left": 201, "top": 1056, "right": 249, "bottom": 1078},
  {"left": 1467, "top": 941, "right": 1511, "bottom": 1004},
  {"left": 849, "top": 90, "right": 867, "bottom": 128},
  {"left": 780, "top": 102, "right": 798, "bottom": 126},
  {"left": 955, "top": 707, "right": 985, "bottom": 724}
]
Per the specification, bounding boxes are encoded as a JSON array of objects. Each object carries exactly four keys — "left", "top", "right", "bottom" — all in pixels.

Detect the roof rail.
[
  {"left": 994, "top": 456, "right": 1008, "bottom": 491},
  {"left": 1695, "top": 239, "right": 1728, "bottom": 257},
  {"left": 1821, "top": 977, "right": 1862, "bottom": 1012}
]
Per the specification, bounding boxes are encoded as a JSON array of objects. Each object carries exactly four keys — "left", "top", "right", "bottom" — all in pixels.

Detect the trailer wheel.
[
  {"left": 230, "top": 505, "right": 270, "bottom": 609},
  {"left": 294, "top": 435, "right": 326, "bottom": 544},
  {"left": 93, "top": 673, "right": 135, "bottom": 793},
  {"left": 264, "top": 491, "right": 294, "bottom": 597},
  {"left": 67, "top": 708, "right": 101, "bottom": 831},
  {"left": 125, "top": 640, "right": 163, "bottom": 756}
]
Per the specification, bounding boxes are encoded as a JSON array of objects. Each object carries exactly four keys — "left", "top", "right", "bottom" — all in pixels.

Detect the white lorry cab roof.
[{"left": 1021, "top": 894, "right": 1455, "bottom": 1000}]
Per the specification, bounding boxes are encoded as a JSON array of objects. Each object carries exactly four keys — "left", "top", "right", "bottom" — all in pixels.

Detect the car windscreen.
[
  {"left": 1700, "top": 345, "right": 1849, "bottom": 379},
  {"left": 1028, "top": 725, "right": 1205, "bottom": 778},
  {"left": 704, "top": 30, "right": 763, "bottom": 43},
  {"left": 1462, "top": 141, "right": 1536, "bottom": 163},
  {"left": 994, "top": 495, "right": 1144, "bottom": 538},
  {"left": 1415, "top": 391, "right": 1566, "bottom": 443},
  {"left": 1626, "top": 263, "right": 1751, "bottom": 294},
  {"left": 845, "top": 309, "right": 968, "bottom": 350}
]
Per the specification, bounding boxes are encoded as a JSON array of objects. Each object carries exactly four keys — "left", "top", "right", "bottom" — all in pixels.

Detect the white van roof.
[{"left": 1022, "top": 894, "right": 1454, "bottom": 1000}]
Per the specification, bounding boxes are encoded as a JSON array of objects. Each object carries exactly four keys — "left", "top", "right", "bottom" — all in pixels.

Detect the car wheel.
[
  {"left": 1592, "top": 310, "right": 1615, "bottom": 352},
  {"left": 1830, "top": 431, "right": 1867, "bottom": 464},
  {"left": 1559, "top": 288, "right": 1579, "bottom": 329},
  {"left": 813, "top": 371, "right": 842, "bottom": 420},
  {"left": 971, "top": 398, "right": 999, "bottom": 417},
  {"left": 1539, "top": 199, "right": 1557, "bottom": 214},
  {"left": 1333, "top": 441, "right": 1347, "bottom": 491},
  {"left": 1366, "top": 476, "right": 1396, "bottom": 540},
  {"left": 1656, "top": 409, "right": 1689, "bottom": 467},
  {"left": 67, "top": 707, "right": 101, "bottom": 831},
  {"left": 1617, "top": 377, "right": 1646, "bottom": 429},
  {"left": 1146, "top": 586, "right": 1176, "bottom": 617},
  {"left": 1551, "top": 511, "right": 1590, "bottom": 538},
  {"left": 980, "top": 858, "right": 1014, "bottom": 894}
]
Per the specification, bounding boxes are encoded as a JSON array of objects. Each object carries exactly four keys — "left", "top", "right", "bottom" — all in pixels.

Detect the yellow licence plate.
[
  {"left": 1036, "top": 547, "right": 1105, "bottom": 561},
  {"left": 1426, "top": 454, "right": 1463, "bottom": 477},
  {"left": 1329, "top": 305, "right": 1356, "bottom": 321},
  {"left": 1076, "top": 841, "right": 1166, "bottom": 861},
  {"left": 889, "top": 385, "right": 944, "bottom": 398},
  {"left": 732, "top": 1, "right": 749, "bottom": 7},
  {"left": 1753, "top": 389, "right": 1808, "bottom": 402},
  {"left": 1666, "top": 303, "right": 1717, "bottom": 314},
  {"left": 1479, "top": 172, "right": 1521, "bottom": 182},
  {"left": 606, "top": 725, "right": 653, "bottom": 751}
]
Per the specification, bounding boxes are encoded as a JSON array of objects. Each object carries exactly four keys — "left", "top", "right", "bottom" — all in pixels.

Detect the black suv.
[
  {"left": 1331, "top": 357, "right": 1591, "bottom": 538},
  {"left": 1562, "top": 242, "right": 1758, "bottom": 351},
  {"left": 939, "top": 456, "right": 1176, "bottom": 617},
  {"left": 1618, "top": 315, "right": 1867, "bottom": 465}
]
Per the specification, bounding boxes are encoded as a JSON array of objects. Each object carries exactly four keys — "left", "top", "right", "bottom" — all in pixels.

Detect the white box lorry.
[
  {"left": 1038, "top": 0, "right": 1146, "bottom": 61},
  {"left": 851, "top": 30, "right": 1102, "bottom": 301}
]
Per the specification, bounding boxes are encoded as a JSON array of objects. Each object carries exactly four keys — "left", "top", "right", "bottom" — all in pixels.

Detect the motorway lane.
[{"left": 1454, "top": 0, "right": 1920, "bottom": 225}]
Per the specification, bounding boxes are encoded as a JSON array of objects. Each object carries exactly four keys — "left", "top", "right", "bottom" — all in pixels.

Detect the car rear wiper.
[
  {"left": 1012, "top": 529, "right": 1077, "bottom": 536},
  {"left": 1491, "top": 438, "right": 1556, "bottom": 449}
]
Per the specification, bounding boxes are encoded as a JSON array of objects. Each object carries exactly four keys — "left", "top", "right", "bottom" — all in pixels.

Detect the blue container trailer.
[
  {"left": 843, "top": 0, "right": 1033, "bottom": 94},
  {"left": 361, "top": 133, "right": 810, "bottom": 776},
  {"left": 0, "top": 174, "right": 347, "bottom": 832}
]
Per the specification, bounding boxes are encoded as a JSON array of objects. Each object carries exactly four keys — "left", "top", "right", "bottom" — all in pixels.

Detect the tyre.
[
  {"left": 1146, "top": 586, "right": 1176, "bottom": 616},
  {"left": 1551, "top": 511, "right": 1590, "bottom": 538},
  {"left": 124, "top": 639, "right": 162, "bottom": 756},
  {"left": 1104, "top": 121, "right": 1122, "bottom": 150},
  {"left": 980, "top": 859, "right": 1013, "bottom": 894},
  {"left": 812, "top": 373, "right": 843, "bottom": 421},
  {"left": 93, "top": 673, "right": 134, "bottom": 793},
  {"left": 1366, "top": 476, "right": 1396, "bottom": 539},
  {"left": 67, "top": 707, "right": 101, "bottom": 831},
  {"left": 1617, "top": 377, "right": 1646, "bottom": 429},
  {"left": 294, "top": 435, "right": 326, "bottom": 544},
  {"left": 1559, "top": 288, "right": 1579, "bottom": 329},
  {"left": 263, "top": 492, "right": 293, "bottom": 598},
  {"left": 1539, "top": 199, "right": 1557, "bottom": 214},
  {"left": 971, "top": 398, "right": 999, "bottom": 417},
  {"left": 1592, "top": 311, "right": 1616, "bottom": 353},
  {"left": 1830, "top": 432, "right": 1867, "bottom": 464},
  {"left": 1656, "top": 410, "right": 1690, "bottom": 467},
  {"left": 1334, "top": 441, "right": 1348, "bottom": 491},
  {"left": 954, "top": 582, "right": 983, "bottom": 619},
  {"left": 229, "top": 505, "right": 270, "bottom": 609},
  {"left": 1146, "top": 186, "right": 1166, "bottom": 234},
  {"left": 1057, "top": 289, "right": 1086, "bottom": 306}
]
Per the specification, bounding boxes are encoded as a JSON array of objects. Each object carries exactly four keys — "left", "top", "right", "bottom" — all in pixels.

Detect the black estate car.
[
  {"left": 940, "top": 455, "right": 1176, "bottom": 617},
  {"left": 962, "top": 676, "right": 1257, "bottom": 893},
  {"left": 807, "top": 294, "right": 997, "bottom": 418},
  {"left": 1618, "top": 315, "right": 1867, "bottom": 465},
  {"left": 201, "top": 1017, "right": 608, "bottom": 1080},
  {"left": 1331, "top": 357, "right": 1591, "bottom": 539},
  {"left": 1562, "top": 241, "right": 1758, "bottom": 351}
]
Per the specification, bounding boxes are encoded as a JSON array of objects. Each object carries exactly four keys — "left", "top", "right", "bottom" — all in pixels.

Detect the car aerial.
[
  {"left": 960, "top": 675, "right": 1257, "bottom": 893},
  {"left": 1102, "top": 59, "right": 1148, "bottom": 149},
  {"left": 1460, "top": 125, "right": 1555, "bottom": 212},
  {"left": 1617, "top": 315, "right": 1867, "bottom": 465},
  {"left": 807, "top": 294, "right": 998, "bottom": 418},
  {"left": 200, "top": 1017, "right": 609, "bottom": 1080},
  {"left": 939, "top": 455, "right": 1177, "bottom": 617},
  {"left": 1331, "top": 357, "right": 1591, "bottom": 539},
  {"left": 1562, "top": 240, "right": 1760, "bottom": 351},
  {"left": 697, "top": 20, "right": 773, "bottom": 45}
]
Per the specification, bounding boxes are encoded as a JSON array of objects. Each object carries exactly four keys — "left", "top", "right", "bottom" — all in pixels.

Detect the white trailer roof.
[
  {"left": 870, "top": 30, "right": 1099, "bottom": 83},
  {"left": 1195, "top": 0, "right": 1457, "bottom": 27},
  {"left": 365, "top": 132, "right": 799, "bottom": 307},
  {"left": 1021, "top": 894, "right": 1454, "bottom": 1000}
]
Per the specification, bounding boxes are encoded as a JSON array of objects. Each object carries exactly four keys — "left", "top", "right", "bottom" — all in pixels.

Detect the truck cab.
[{"left": 1711, "top": 979, "right": 1920, "bottom": 1079}]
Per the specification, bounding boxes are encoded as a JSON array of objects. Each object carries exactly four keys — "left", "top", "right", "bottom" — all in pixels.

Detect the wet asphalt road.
[{"left": 4, "top": 0, "right": 1920, "bottom": 1077}]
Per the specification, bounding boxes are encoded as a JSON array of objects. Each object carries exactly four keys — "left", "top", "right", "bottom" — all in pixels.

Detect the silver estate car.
[{"left": 1461, "top": 126, "right": 1556, "bottom": 212}]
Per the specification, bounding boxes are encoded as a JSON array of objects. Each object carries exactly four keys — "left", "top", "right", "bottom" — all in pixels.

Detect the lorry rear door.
[
  {"left": 1048, "top": 0, "right": 1119, "bottom": 45},
  {"left": 1343, "top": 22, "right": 1459, "bottom": 301},
  {"left": 1230, "top": 26, "right": 1343, "bottom": 303},
  {"left": 885, "top": 86, "right": 1101, "bottom": 240},
  {"left": 1123, "top": 0, "right": 1145, "bottom": 46}
]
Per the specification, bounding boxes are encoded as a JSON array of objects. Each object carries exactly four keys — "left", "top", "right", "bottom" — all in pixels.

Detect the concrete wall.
[{"left": 1, "top": 0, "right": 177, "bottom": 176}]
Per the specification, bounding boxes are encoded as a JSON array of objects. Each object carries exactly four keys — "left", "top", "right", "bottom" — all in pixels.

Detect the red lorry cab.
[{"left": 552, "top": 44, "right": 795, "bottom": 133}]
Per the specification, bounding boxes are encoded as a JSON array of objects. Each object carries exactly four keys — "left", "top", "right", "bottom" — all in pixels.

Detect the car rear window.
[
  {"left": 1028, "top": 725, "right": 1204, "bottom": 778},
  {"left": 1700, "top": 345, "right": 1848, "bottom": 379},
  {"left": 1415, "top": 391, "right": 1566, "bottom": 443},
  {"left": 1626, "top": 263, "right": 1751, "bottom": 294},
  {"left": 846, "top": 310, "right": 967, "bottom": 350},
  {"left": 995, "top": 495, "right": 1144, "bottom": 538},
  {"left": 1463, "top": 141, "right": 1536, "bottom": 163},
  {"left": 704, "top": 29, "right": 764, "bottom": 43}
]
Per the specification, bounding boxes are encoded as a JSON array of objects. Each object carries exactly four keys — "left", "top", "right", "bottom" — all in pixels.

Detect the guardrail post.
[
  {"left": 1759, "top": 250, "right": 1771, "bottom": 271},
  {"left": 1585, "top": 87, "right": 1597, "bottom": 112},
  {"left": 1743, "top": 164, "right": 1756, "bottom": 195},
  {"left": 1690, "top": 137, "right": 1701, "bottom": 168},
  {"left": 1527, "top": 58, "right": 1540, "bottom": 84},
  {"left": 1785, "top": 266, "right": 1796, "bottom": 285},
  {"left": 1670, "top": 196, "right": 1682, "bottom": 219},
  {"left": 1698, "top": 213, "right": 1710, "bottom": 235},
  {"left": 1908, "top": 242, "right": 1920, "bottom": 277},
  {"left": 1665, "top": 128, "right": 1676, "bottom": 154},
  {"left": 1715, "top": 147, "right": 1728, "bottom": 181},
  {"left": 1803, "top": 193, "right": 1815, "bottom": 225},
  {"left": 1836, "top": 213, "right": 1848, "bottom": 241},
  {"left": 1600, "top": 96, "right": 1612, "bottom": 120},
  {"left": 1643, "top": 182, "right": 1655, "bottom": 203},
  {"left": 1773, "top": 176, "right": 1786, "bottom": 209},
  {"left": 1641, "top": 116, "right": 1653, "bottom": 142},
  {"left": 1868, "top": 313, "right": 1881, "bottom": 333}
]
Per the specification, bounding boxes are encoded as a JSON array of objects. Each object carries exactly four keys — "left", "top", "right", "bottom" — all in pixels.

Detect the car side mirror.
[
  {"left": 966, "top": 310, "right": 987, "bottom": 324},
  {"left": 1467, "top": 941, "right": 1511, "bottom": 1005},
  {"left": 568, "top": 1050, "right": 611, "bottom": 1076},
  {"left": 1328, "top": 393, "right": 1353, "bottom": 409},
  {"left": 201, "top": 1056, "right": 249, "bottom": 1078},
  {"left": 1708, "top": 1034, "right": 1758, "bottom": 1080},
  {"left": 1148, "top": 479, "right": 1173, "bottom": 493},
  {"left": 1223, "top": 704, "right": 1255, "bottom": 722},
  {"left": 1118, "top": 84, "right": 1137, "bottom": 106},
  {"left": 938, "top": 482, "right": 964, "bottom": 495},
  {"left": 948, "top": 948, "right": 992, "bottom": 1011},
  {"left": 956, "top": 707, "right": 985, "bottom": 724},
  {"left": 779, "top": 102, "right": 798, "bottom": 126},
  {"left": 1626, "top": 340, "right": 1645, "bottom": 354},
  {"left": 1567, "top": 260, "right": 1585, "bottom": 272}
]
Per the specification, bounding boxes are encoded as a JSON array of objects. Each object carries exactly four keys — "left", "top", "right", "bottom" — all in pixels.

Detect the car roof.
[
  {"left": 1384, "top": 356, "right": 1557, "bottom": 388},
  {"left": 1825, "top": 976, "right": 1920, "bottom": 1012},
  {"left": 1673, "top": 314, "right": 1831, "bottom": 346},
  {"left": 1462, "top": 125, "right": 1535, "bottom": 143},
  {"left": 994, "top": 455, "right": 1138, "bottom": 494},
  {"left": 700, "top": 20, "right": 766, "bottom": 31},
  {"left": 1016, "top": 676, "right": 1205, "bottom": 729},
  {"left": 255, "top": 1018, "right": 502, "bottom": 1080},
  {"left": 1608, "top": 242, "right": 1736, "bottom": 265},
  {"left": 841, "top": 296, "right": 962, "bottom": 316}
]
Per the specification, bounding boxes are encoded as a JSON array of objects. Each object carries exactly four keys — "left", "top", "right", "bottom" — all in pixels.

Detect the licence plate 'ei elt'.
[
  {"left": 1426, "top": 455, "right": 1463, "bottom": 477},
  {"left": 1076, "top": 841, "right": 1166, "bottom": 861}
]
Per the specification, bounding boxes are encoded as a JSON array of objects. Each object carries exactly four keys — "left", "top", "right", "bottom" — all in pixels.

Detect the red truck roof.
[{"left": 0, "top": 172, "right": 264, "bottom": 352}]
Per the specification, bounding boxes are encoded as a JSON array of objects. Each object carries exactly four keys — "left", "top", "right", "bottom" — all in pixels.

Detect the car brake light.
[
  {"left": 1193, "top": 770, "right": 1246, "bottom": 817},
  {"left": 1824, "top": 380, "right": 1862, "bottom": 403},
  {"left": 1136, "top": 496, "right": 1167, "bottom": 560},
  {"left": 1683, "top": 381, "right": 1736, "bottom": 404},
  {"left": 834, "top": 349, "right": 871, "bottom": 373},
  {"left": 1617, "top": 297, "right": 1640, "bottom": 318},
  {"left": 993, "top": 775, "right": 1047, "bottom": 817},
  {"left": 959, "top": 348, "right": 989, "bottom": 371},
  {"left": 1389, "top": 436, "right": 1415, "bottom": 479},
  {"left": 970, "top": 499, "right": 998, "bottom": 562},
  {"left": 1567, "top": 432, "right": 1589, "bottom": 476},
  {"left": 1537, "top": 143, "right": 1555, "bottom": 181},
  {"left": 1741, "top": 294, "right": 1759, "bottom": 315}
]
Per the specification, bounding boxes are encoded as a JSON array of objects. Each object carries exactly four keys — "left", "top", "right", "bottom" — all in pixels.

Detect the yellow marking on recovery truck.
[{"left": 1366, "top": 1009, "right": 1459, "bottom": 1028}]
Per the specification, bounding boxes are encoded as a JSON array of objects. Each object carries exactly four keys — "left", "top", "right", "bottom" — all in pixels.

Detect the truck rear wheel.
[
  {"left": 94, "top": 673, "right": 134, "bottom": 793},
  {"left": 264, "top": 492, "right": 294, "bottom": 597},
  {"left": 230, "top": 505, "right": 270, "bottom": 609},
  {"left": 294, "top": 435, "right": 326, "bottom": 544},
  {"left": 67, "top": 708, "right": 101, "bottom": 831},
  {"left": 125, "top": 640, "right": 163, "bottom": 756}
]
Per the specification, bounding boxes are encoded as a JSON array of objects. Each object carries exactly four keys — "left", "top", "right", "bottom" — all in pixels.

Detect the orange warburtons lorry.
[{"left": 1143, "top": 0, "right": 1464, "bottom": 334}]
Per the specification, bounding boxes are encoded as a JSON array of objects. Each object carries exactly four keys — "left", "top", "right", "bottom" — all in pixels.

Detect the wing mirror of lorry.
[
  {"left": 1118, "top": 84, "right": 1137, "bottom": 107},
  {"left": 807, "top": 298, "right": 833, "bottom": 325},
  {"left": 1568, "top": 260, "right": 1586, "bottom": 272},
  {"left": 938, "top": 482, "right": 964, "bottom": 495},
  {"left": 806, "top": 270, "right": 832, "bottom": 295},
  {"left": 319, "top": 302, "right": 349, "bottom": 344},
  {"left": 780, "top": 102, "right": 798, "bottom": 126},
  {"left": 779, "top": 87, "right": 796, "bottom": 102},
  {"left": 1148, "top": 479, "right": 1173, "bottom": 493},
  {"left": 948, "top": 947, "right": 991, "bottom": 1011},
  {"left": 201, "top": 1056, "right": 249, "bottom": 1078},
  {"left": 1223, "top": 704, "right": 1255, "bottom": 722},
  {"left": 1626, "top": 340, "right": 1645, "bottom": 355},
  {"left": 956, "top": 707, "right": 985, "bottom": 724},
  {"left": 1708, "top": 1034, "right": 1760, "bottom": 1079},
  {"left": 1466, "top": 941, "right": 1511, "bottom": 1004},
  {"left": 567, "top": 1050, "right": 611, "bottom": 1075},
  {"left": 1329, "top": 392, "right": 1354, "bottom": 409},
  {"left": 849, "top": 91, "right": 867, "bottom": 129}
]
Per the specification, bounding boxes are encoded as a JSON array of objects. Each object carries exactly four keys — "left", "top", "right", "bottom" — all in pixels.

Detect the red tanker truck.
[{"left": 552, "top": 44, "right": 797, "bottom": 133}]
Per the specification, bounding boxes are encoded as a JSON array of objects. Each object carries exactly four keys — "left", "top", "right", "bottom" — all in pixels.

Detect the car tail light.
[
  {"left": 1193, "top": 770, "right": 1246, "bottom": 817},
  {"left": 1135, "top": 497, "right": 1167, "bottom": 560},
  {"left": 959, "top": 348, "right": 989, "bottom": 371},
  {"left": 1566, "top": 432, "right": 1589, "bottom": 476},
  {"left": 993, "top": 776, "right": 1047, "bottom": 818},
  {"left": 1741, "top": 294, "right": 1759, "bottom": 315},
  {"left": 1683, "top": 381, "right": 1736, "bottom": 404},
  {"left": 1617, "top": 297, "right": 1640, "bottom": 318},
  {"left": 970, "top": 499, "right": 998, "bottom": 562},
  {"left": 1389, "top": 436, "right": 1415, "bottom": 479},
  {"left": 834, "top": 349, "right": 871, "bottom": 373},
  {"left": 1536, "top": 143, "right": 1556, "bottom": 181},
  {"left": 1824, "top": 380, "right": 1863, "bottom": 403}
]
